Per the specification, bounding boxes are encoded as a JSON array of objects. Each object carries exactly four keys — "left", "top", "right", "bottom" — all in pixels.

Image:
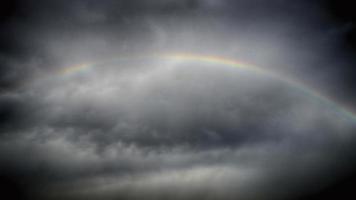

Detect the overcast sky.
[{"left": 1, "top": 1, "right": 356, "bottom": 200}]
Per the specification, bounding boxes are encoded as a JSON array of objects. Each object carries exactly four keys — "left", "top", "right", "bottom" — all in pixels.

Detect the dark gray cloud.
[{"left": 1, "top": 0, "right": 356, "bottom": 200}]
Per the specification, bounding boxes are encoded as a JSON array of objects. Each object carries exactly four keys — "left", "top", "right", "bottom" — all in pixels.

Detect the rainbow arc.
[{"left": 59, "top": 52, "right": 356, "bottom": 123}]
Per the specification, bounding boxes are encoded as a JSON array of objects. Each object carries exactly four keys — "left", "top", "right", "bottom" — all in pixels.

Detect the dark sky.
[{"left": 1, "top": 1, "right": 356, "bottom": 200}]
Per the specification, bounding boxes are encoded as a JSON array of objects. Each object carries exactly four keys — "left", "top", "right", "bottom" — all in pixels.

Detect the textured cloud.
[
  {"left": 1, "top": 58, "right": 356, "bottom": 199},
  {"left": 1, "top": 0, "right": 356, "bottom": 200}
]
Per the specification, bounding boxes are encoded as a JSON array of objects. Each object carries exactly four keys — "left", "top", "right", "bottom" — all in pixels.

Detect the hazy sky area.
[{"left": 1, "top": 1, "right": 356, "bottom": 200}]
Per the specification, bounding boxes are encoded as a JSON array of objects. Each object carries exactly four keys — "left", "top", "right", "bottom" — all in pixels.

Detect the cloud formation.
[{"left": 1, "top": 0, "right": 356, "bottom": 200}]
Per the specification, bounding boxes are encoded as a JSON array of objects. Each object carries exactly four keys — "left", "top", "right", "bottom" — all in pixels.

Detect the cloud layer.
[{"left": 1, "top": 1, "right": 356, "bottom": 200}]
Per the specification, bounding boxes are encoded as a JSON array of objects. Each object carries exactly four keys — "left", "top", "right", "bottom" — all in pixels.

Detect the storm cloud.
[{"left": 1, "top": 0, "right": 356, "bottom": 200}]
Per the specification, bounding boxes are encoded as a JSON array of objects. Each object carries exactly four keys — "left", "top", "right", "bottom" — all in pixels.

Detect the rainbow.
[
  {"left": 59, "top": 52, "right": 356, "bottom": 123},
  {"left": 59, "top": 63, "right": 93, "bottom": 75}
]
